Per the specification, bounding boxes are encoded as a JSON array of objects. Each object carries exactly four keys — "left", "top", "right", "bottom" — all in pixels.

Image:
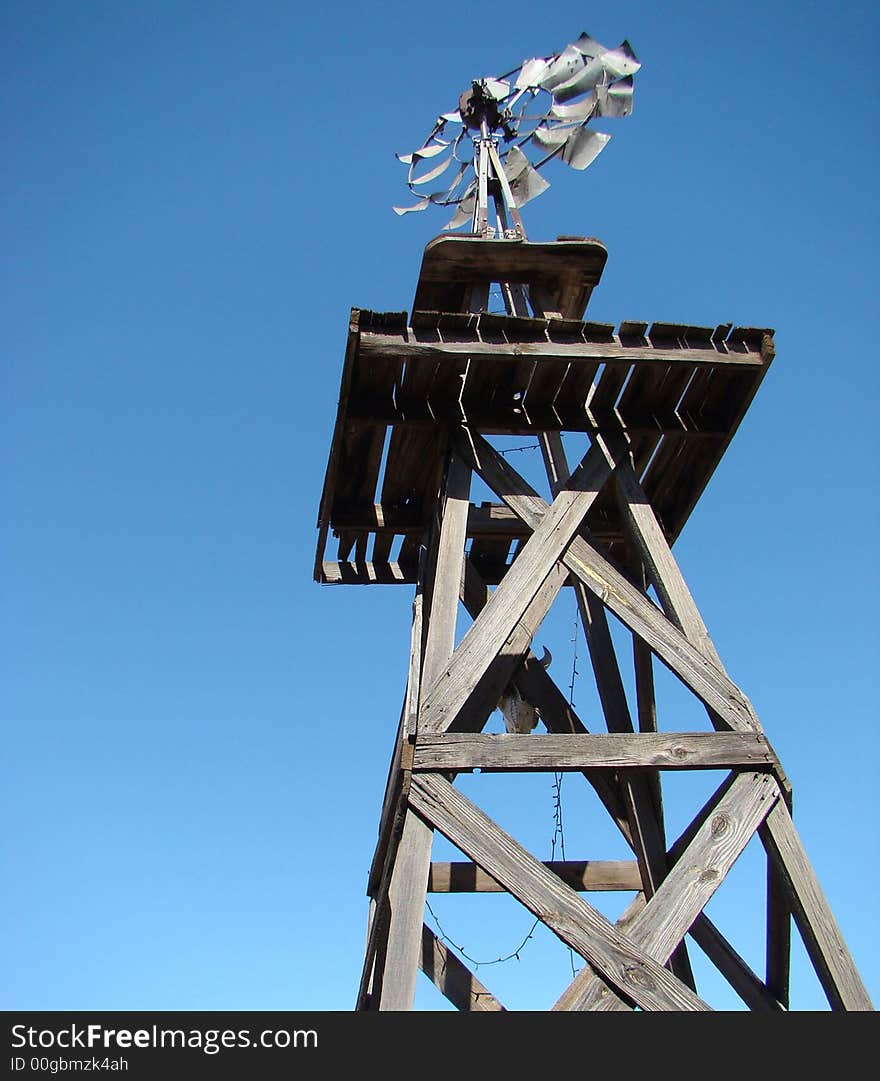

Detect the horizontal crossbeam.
[
  {"left": 413, "top": 732, "right": 774, "bottom": 772},
  {"left": 428, "top": 860, "right": 642, "bottom": 893}
]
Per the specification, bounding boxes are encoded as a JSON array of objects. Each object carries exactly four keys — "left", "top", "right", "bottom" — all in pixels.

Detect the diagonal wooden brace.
[
  {"left": 552, "top": 771, "right": 782, "bottom": 1010},
  {"left": 456, "top": 428, "right": 760, "bottom": 734},
  {"left": 419, "top": 435, "right": 621, "bottom": 734},
  {"left": 409, "top": 772, "right": 712, "bottom": 1011}
]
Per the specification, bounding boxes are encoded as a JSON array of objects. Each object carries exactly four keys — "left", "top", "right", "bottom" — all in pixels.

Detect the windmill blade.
[
  {"left": 550, "top": 94, "right": 598, "bottom": 122},
  {"left": 502, "top": 144, "right": 550, "bottom": 206},
  {"left": 560, "top": 128, "right": 610, "bottom": 170},
  {"left": 537, "top": 43, "right": 587, "bottom": 95},
  {"left": 515, "top": 56, "right": 555, "bottom": 90},
  {"left": 410, "top": 154, "right": 455, "bottom": 187},
  {"left": 595, "top": 76, "right": 634, "bottom": 118},
  {"left": 395, "top": 139, "right": 450, "bottom": 165},
  {"left": 551, "top": 38, "right": 641, "bottom": 104},
  {"left": 443, "top": 183, "right": 477, "bottom": 230},
  {"left": 393, "top": 197, "right": 431, "bottom": 216},
  {"left": 531, "top": 123, "right": 576, "bottom": 152}
]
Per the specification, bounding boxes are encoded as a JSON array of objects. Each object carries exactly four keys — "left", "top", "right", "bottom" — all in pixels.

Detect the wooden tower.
[{"left": 314, "top": 232, "right": 872, "bottom": 1011}]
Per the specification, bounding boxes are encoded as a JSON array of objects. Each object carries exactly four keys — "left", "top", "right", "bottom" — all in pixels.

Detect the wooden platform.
[{"left": 315, "top": 237, "right": 774, "bottom": 585}]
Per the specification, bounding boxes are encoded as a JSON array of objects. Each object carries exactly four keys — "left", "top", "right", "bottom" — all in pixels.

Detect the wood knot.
[
  {"left": 710, "top": 813, "right": 730, "bottom": 838},
  {"left": 624, "top": 964, "right": 654, "bottom": 990},
  {"left": 698, "top": 867, "right": 720, "bottom": 884}
]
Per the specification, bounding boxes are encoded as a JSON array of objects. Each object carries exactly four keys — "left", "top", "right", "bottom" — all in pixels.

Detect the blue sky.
[{"left": 3, "top": 0, "right": 877, "bottom": 1011}]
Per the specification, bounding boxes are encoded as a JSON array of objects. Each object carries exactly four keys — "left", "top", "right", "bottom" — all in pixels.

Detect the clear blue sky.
[{"left": 3, "top": 0, "right": 877, "bottom": 1011}]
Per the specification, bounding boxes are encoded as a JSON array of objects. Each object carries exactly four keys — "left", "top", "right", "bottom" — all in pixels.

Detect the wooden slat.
[
  {"left": 359, "top": 327, "right": 766, "bottom": 371},
  {"left": 553, "top": 772, "right": 781, "bottom": 1010},
  {"left": 413, "top": 732, "right": 774, "bottom": 772},
  {"left": 759, "top": 800, "right": 874, "bottom": 1011},
  {"left": 428, "top": 860, "right": 642, "bottom": 893},
  {"left": 409, "top": 773, "right": 711, "bottom": 1011},
  {"left": 420, "top": 925, "right": 505, "bottom": 1011}
]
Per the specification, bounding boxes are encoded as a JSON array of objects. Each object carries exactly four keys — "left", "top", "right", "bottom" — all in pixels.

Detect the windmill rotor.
[{"left": 393, "top": 30, "right": 640, "bottom": 237}]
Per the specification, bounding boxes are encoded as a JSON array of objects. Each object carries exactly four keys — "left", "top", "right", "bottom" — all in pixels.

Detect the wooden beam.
[
  {"left": 419, "top": 438, "right": 619, "bottom": 734},
  {"left": 419, "top": 925, "right": 505, "bottom": 1012},
  {"left": 615, "top": 460, "right": 725, "bottom": 668},
  {"left": 358, "top": 326, "right": 766, "bottom": 370},
  {"left": 454, "top": 429, "right": 759, "bottom": 734},
  {"left": 377, "top": 449, "right": 471, "bottom": 1011},
  {"left": 537, "top": 429, "right": 693, "bottom": 988},
  {"left": 428, "top": 860, "right": 642, "bottom": 893},
  {"left": 759, "top": 799, "right": 873, "bottom": 1011},
  {"left": 409, "top": 773, "right": 711, "bottom": 1011},
  {"left": 552, "top": 771, "right": 781, "bottom": 1010},
  {"left": 413, "top": 732, "right": 774, "bottom": 772}
]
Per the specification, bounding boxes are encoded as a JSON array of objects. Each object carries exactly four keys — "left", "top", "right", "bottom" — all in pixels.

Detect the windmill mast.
[{"left": 314, "top": 31, "right": 872, "bottom": 1012}]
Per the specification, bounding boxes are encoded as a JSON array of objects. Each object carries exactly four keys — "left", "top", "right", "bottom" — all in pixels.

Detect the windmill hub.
[{"left": 458, "top": 80, "right": 515, "bottom": 141}]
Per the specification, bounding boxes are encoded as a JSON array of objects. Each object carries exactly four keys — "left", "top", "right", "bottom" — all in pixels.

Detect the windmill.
[{"left": 314, "top": 30, "right": 872, "bottom": 1011}]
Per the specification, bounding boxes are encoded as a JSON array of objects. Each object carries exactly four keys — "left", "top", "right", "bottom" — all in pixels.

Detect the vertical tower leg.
[{"left": 371, "top": 450, "right": 472, "bottom": 1010}]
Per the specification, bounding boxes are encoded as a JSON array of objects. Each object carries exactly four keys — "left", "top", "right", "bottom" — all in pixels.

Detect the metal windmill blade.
[{"left": 393, "top": 30, "right": 640, "bottom": 237}]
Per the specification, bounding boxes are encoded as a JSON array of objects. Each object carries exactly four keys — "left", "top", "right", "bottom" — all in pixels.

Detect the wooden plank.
[
  {"left": 759, "top": 799, "right": 873, "bottom": 1011},
  {"left": 766, "top": 842, "right": 792, "bottom": 1009},
  {"left": 419, "top": 439, "right": 618, "bottom": 734},
  {"left": 413, "top": 732, "right": 774, "bottom": 772},
  {"left": 553, "top": 771, "right": 781, "bottom": 1010},
  {"left": 455, "top": 429, "right": 759, "bottom": 734},
  {"left": 420, "top": 925, "right": 505, "bottom": 1012},
  {"left": 314, "top": 308, "right": 363, "bottom": 581},
  {"left": 409, "top": 773, "right": 711, "bottom": 1011},
  {"left": 428, "top": 860, "right": 642, "bottom": 893},
  {"left": 377, "top": 449, "right": 472, "bottom": 1011},
  {"left": 412, "top": 235, "right": 608, "bottom": 320},
  {"left": 320, "top": 561, "right": 413, "bottom": 585},
  {"left": 421, "top": 452, "right": 471, "bottom": 689},
  {"left": 615, "top": 460, "right": 724, "bottom": 668},
  {"left": 359, "top": 327, "right": 766, "bottom": 370},
  {"left": 537, "top": 430, "right": 683, "bottom": 976}
]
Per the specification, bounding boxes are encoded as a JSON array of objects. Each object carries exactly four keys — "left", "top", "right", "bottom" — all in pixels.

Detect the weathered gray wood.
[
  {"left": 405, "top": 561, "right": 425, "bottom": 740},
  {"left": 690, "top": 914, "right": 785, "bottom": 1011},
  {"left": 409, "top": 773, "right": 712, "bottom": 1011},
  {"left": 460, "top": 558, "right": 634, "bottom": 842},
  {"left": 419, "top": 438, "right": 618, "bottom": 733},
  {"left": 378, "top": 809, "right": 434, "bottom": 1011},
  {"left": 428, "top": 860, "right": 642, "bottom": 893},
  {"left": 766, "top": 846, "right": 792, "bottom": 1009},
  {"left": 615, "top": 460, "right": 725, "bottom": 669},
  {"left": 413, "top": 732, "right": 774, "bottom": 772},
  {"left": 630, "top": 557, "right": 665, "bottom": 825},
  {"left": 454, "top": 429, "right": 759, "bottom": 734},
  {"left": 421, "top": 451, "right": 472, "bottom": 689},
  {"left": 378, "top": 449, "right": 471, "bottom": 1010},
  {"left": 759, "top": 799, "right": 873, "bottom": 1010},
  {"left": 420, "top": 925, "right": 505, "bottom": 1011},
  {"left": 553, "top": 771, "right": 781, "bottom": 1010},
  {"left": 537, "top": 429, "right": 693, "bottom": 987},
  {"left": 359, "top": 325, "right": 766, "bottom": 370}
]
